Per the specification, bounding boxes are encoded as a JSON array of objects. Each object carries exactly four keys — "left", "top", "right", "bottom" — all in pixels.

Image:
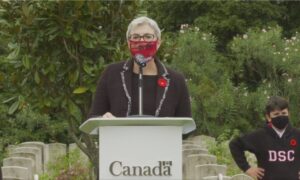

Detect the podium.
[{"left": 79, "top": 117, "right": 196, "bottom": 180}]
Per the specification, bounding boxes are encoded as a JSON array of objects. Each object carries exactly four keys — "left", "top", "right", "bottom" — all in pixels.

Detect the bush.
[
  {"left": 171, "top": 27, "right": 247, "bottom": 136},
  {"left": 228, "top": 26, "right": 300, "bottom": 127},
  {"left": 0, "top": 101, "right": 67, "bottom": 164},
  {"left": 40, "top": 149, "right": 93, "bottom": 180},
  {"left": 169, "top": 25, "right": 300, "bottom": 137}
]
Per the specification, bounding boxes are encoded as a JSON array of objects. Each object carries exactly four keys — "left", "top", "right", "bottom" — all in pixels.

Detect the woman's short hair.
[
  {"left": 265, "top": 96, "right": 289, "bottom": 115},
  {"left": 126, "top": 16, "right": 161, "bottom": 40}
]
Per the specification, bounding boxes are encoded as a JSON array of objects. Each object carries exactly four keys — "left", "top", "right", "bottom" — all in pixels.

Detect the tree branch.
[{"left": 63, "top": 38, "right": 80, "bottom": 63}]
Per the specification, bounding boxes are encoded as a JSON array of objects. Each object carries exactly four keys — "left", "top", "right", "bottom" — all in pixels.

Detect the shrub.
[{"left": 40, "top": 149, "right": 93, "bottom": 180}]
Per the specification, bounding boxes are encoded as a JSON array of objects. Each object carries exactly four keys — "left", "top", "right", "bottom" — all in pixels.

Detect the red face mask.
[{"left": 129, "top": 40, "right": 158, "bottom": 61}]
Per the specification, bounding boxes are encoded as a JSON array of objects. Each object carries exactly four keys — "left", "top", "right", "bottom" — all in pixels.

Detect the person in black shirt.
[
  {"left": 88, "top": 16, "right": 191, "bottom": 118},
  {"left": 229, "top": 96, "right": 300, "bottom": 180}
]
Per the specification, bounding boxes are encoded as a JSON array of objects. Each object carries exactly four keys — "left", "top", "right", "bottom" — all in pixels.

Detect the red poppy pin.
[
  {"left": 290, "top": 138, "right": 297, "bottom": 147},
  {"left": 157, "top": 77, "right": 167, "bottom": 88}
]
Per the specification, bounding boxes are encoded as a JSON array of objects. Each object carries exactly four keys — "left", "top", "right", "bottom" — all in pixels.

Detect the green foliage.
[
  {"left": 228, "top": 26, "right": 300, "bottom": 126},
  {"left": 279, "top": 1, "right": 300, "bottom": 37},
  {"left": 0, "top": 102, "right": 63, "bottom": 164},
  {"left": 0, "top": 0, "right": 140, "bottom": 168},
  {"left": 144, "top": 1, "right": 205, "bottom": 31},
  {"left": 40, "top": 149, "right": 92, "bottom": 180},
  {"left": 146, "top": 1, "right": 284, "bottom": 50},
  {"left": 229, "top": 26, "right": 284, "bottom": 87},
  {"left": 171, "top": 28, "right": 242, "bottom": 136},
  {"left": 0, "top": 0, "right": 140, "bottom": 122},
  {"left": 207, "top": 129, "right": 242, "bottom": 176},
  {"left": 171, "top": 25, "right": 300, "bottom": 137},
  {"left": 207, "top": 129, "right": 259, "bottom": 176},
  {"left": 173, "top": 23, "right": 300, "bottom": 176},
  {"left": 208, "top": 140, "right": 242, "bottom": 176},
  {"left": 194, "top": 1, "right": 283, "bottom": 50},
  {"left": 1, "top": 0, "right": 300, "bottom": 176}
]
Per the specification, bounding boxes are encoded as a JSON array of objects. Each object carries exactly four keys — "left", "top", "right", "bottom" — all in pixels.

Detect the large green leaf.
[
  {"left": 8, "top": 101, "right": 19, "bottom": 115},
  {"left": 2, "top": 96, "right": 17, "bottom": 104},
  {"left": 34, "top": 71, "right": 40, "bottom": 84},
  {"left": 73, "top": 87, "right": 88, "bottom": 94},
  {"left": 67, "top": 100, "right": 82, "bottom": 121},
  {"left": 22, "top": 55, "right": 30, "bottom": 69},
  {"left": 7, "top": 44, "right": 20, "bottom": 60}
]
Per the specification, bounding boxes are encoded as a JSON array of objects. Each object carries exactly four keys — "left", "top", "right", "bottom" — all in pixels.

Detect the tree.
[
  {"left": 170, "top": 28, "right": 243, "bottom": 136},
  {"left": 0, "top": 0, "right": 140, "bottom": 174},
  {"left": 146, "top": 1, "right": 284, "bottom": 51},
  {"left": 228, "top": 26, "right": 300, "bottom": 127}
]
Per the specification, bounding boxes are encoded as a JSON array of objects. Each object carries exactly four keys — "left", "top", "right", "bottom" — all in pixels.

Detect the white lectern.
[{"left": 80, "top": 117, "right": 196, "bottom": 180}]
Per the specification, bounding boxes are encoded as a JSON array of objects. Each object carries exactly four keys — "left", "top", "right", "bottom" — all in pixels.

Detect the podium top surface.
[{"left": 80, "top": 117, "right": 196, "bottom": 135}]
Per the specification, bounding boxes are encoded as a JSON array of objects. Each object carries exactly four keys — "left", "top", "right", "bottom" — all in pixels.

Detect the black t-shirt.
[{"left": 130, "top": 73, "right": 157, "bottom": 116}]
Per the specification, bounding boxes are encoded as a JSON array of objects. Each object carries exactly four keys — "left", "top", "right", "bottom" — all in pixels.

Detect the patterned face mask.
[{"left": 129, "top": 40, "right": 158, "bottom": 62}]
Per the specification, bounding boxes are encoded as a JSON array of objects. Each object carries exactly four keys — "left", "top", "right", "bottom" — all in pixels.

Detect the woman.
[{"left": 88, "top": 16, "right": 191, "bottom": 118}]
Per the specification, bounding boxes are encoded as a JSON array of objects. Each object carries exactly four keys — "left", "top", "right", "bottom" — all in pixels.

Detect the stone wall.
[
  {"left": 1, "top": 142, "right": 87, "bottom": 180},
  {"left": 1, "top": 135, "right": 253, "bottom": 180}
]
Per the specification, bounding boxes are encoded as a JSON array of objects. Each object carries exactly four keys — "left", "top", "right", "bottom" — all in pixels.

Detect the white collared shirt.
[{"left": 272, "top": 126, "right": 286, "bottom": 138}]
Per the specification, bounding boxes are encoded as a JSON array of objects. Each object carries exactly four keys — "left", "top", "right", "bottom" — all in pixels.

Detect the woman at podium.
[{"left": 88, "top": 16, "right": 191, "bottom": 118}]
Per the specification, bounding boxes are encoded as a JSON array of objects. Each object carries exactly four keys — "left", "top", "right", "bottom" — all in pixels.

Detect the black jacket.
[
  {"left": 229, "top": 123, "right": 300, "bottom": 180},
  {"left": 88, "top": 58, "right": 191, "bottom": 118}
]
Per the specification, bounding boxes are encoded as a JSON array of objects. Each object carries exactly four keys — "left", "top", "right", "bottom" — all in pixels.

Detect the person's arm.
[
  {"left": 229, "top": 133, "right": 265, "bottom": 179},
  {"left": 229, "top": 136, "right": 252, "bottom": 172},
  {"left": 88, "top": 67, "right": 110, "bottom": 118},
  {"left": 175, "top": 75, "right": 191, "bottom": 117}
]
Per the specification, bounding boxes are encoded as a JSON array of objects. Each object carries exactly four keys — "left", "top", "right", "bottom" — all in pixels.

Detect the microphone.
[
  {"left": 133, "top": 54, "right": 147, "bottom": 116},
  {"left": 134, "top": 54, "right": 148, "bottom": 67}
]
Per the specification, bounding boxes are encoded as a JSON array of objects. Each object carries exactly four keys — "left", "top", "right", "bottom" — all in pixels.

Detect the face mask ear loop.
[{"left": 267, "top": 121, "right": 272, "bottom": 128}]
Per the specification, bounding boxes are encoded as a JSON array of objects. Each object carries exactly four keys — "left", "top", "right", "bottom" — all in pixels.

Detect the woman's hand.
[{"left": 102, "top": 112, "right": 116, "bottom": 118}]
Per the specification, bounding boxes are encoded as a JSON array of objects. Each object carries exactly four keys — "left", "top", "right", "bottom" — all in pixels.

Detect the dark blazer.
[{"left": 88, "top": 58, "right": 191, "bottom": 118}]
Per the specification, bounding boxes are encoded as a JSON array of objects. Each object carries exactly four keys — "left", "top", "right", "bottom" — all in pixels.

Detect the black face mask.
[{"left": 271, "top": 115, "right": 289, "bottom": 130}]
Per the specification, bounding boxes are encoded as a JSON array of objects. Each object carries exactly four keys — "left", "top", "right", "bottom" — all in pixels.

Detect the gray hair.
[{"left": 126, "top": 16, "right": 161, "bottom": 40}]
